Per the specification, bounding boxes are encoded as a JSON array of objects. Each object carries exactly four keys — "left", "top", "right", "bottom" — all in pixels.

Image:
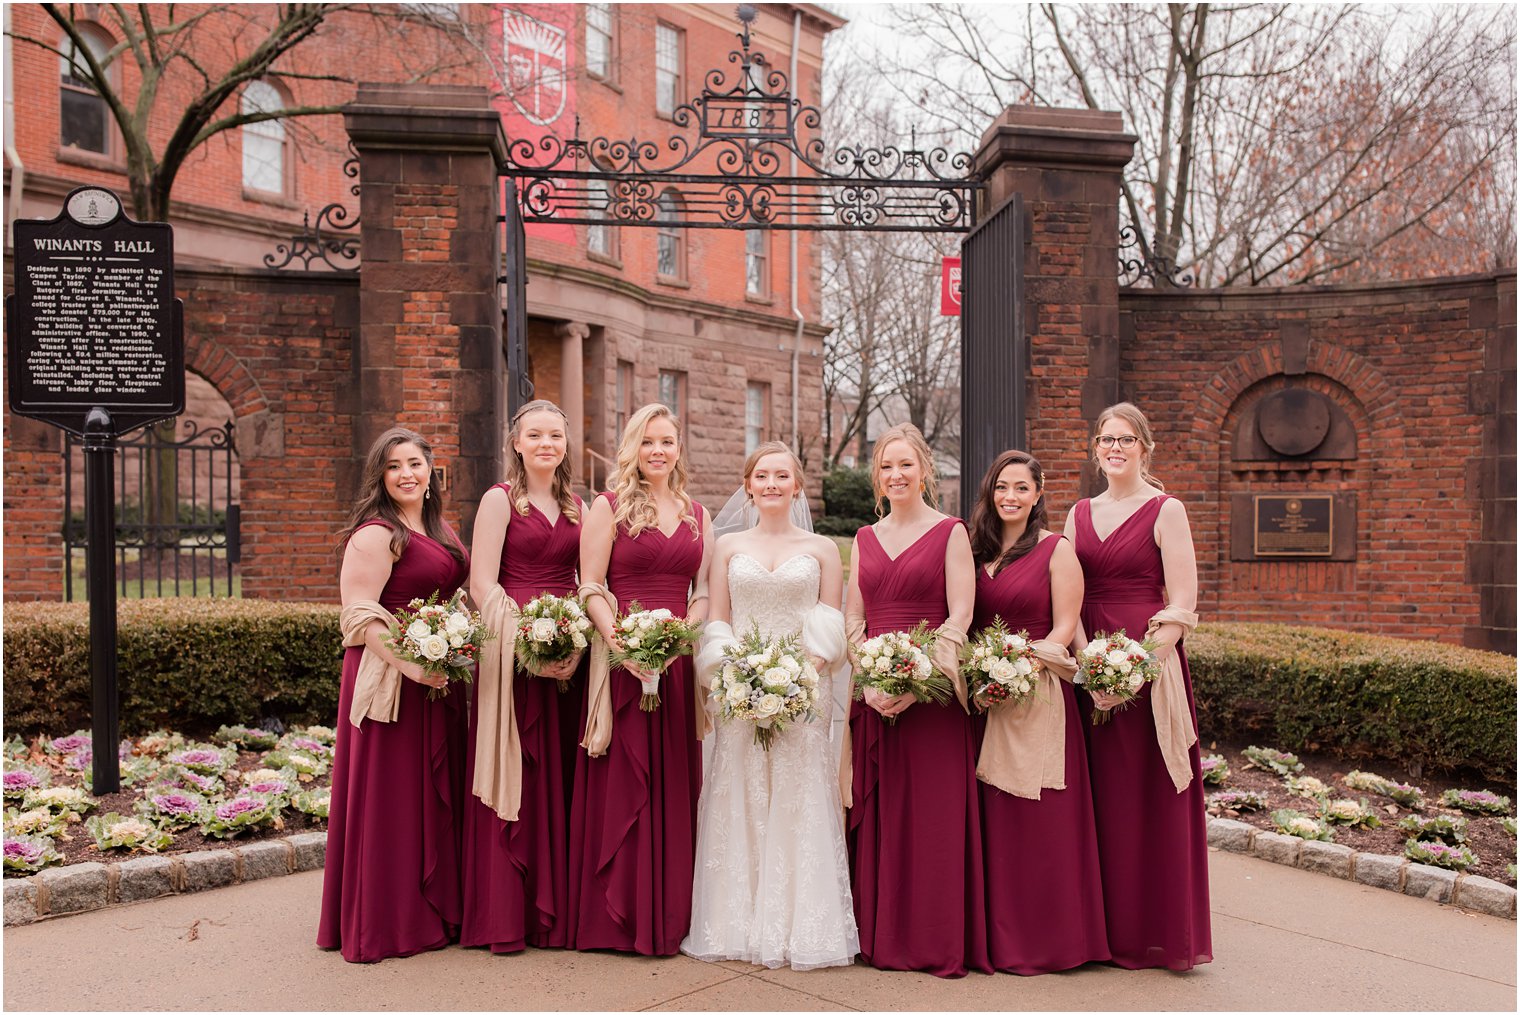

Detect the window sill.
[
  {"left": 655, "top": 274, "right": 691, "bottom": 289},
  {"left": 744, "top": 291, "right": 774, "bottom": 306},
  {"left": 241, "top": 188, "right": 300, "bottom": 211},
  {"left": 591, "top": 73, "right": 623, "bottom": 95},
  {"left": 56, "top": 146, "right": 125, "bottom": 174},
  {"left": 587, "top": 249, "right": 624, "bottom": 269}
]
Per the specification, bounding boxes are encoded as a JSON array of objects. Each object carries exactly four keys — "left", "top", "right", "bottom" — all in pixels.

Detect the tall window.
[
  {"left": 655, "top": 190, "right": 685, "bottom": 280},
  {"left": 587, "top": 176, "right": 618, "bottom": 259},
  {"left": 59, "top": 26, "right": 114, "bottom": 155},
  {"left": 659, "top": 369, "right": 687, "bottom": 419},
  {"left": 241, "top": 80, "right": 287, "bottom": 196},
  {"left": 745, "top": 230, "right": 768, "bottom": 296},
  {"left": 655, "top": 23, "right": 683, "bottom": 115},
  {"left": 615, "top": 359, "right": 635, "bottom": 437},
  {"left": 586, "top": 4, "right": 615, "bottom": 79},
  {"left": 745, "top": 382, "right": 770, "bottom": 454}
]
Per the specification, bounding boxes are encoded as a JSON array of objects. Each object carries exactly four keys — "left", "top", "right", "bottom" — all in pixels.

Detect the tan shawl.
[
  {"left": 1148, "top": 606, "right": 1201, "bottom": 793},
  {"left": 339, "top": 601, "right": 403, "bottom": 728},
  {"left": 975, "top": 640, "right": 1077, "bottom": 800},
  {"left": 472, "top": 585, "right": 523, "bottom": 821}
]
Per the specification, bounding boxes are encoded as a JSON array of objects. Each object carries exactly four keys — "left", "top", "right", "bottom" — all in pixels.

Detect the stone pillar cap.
[
  {"left": 974, "top": 104, "right": 1137, "bottom": 175},
  {"left": 344, "top": 83, "right": 508, "bottom": 164}
]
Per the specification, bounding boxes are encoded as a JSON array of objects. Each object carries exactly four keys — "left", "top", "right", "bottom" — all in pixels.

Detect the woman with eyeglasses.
[{"left": 1063, "top": 402, "right": 1211, "bottom": 971}]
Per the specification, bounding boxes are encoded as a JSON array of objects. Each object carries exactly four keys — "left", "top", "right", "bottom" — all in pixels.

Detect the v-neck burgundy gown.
[
  {"left": 318, "top": 520, "right": 470, "bottom": 963},
  {"left": 972, "top": 534, "right": 1109, "bottom": 974},
  {"left": 568, "top": 493, "right": 705, "bottom": 955},
  {"left": 848, "top": 516, "right": 990, "bottom": 978},
  {"left": 461, "top": 485, "right": 583, "bottom": 952},
  {"left": 1073, "top": 496, "right": 1211, "bottom": 970}
]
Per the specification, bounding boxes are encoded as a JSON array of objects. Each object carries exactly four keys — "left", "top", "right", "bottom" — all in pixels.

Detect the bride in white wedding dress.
[{"left": 681, "top": 442, "right": 859, "bottom": 971}]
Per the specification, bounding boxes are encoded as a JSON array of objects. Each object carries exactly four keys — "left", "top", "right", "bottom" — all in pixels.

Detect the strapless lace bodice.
[{"left": 727, "top": 553, "right": 820, "bottom": 643}]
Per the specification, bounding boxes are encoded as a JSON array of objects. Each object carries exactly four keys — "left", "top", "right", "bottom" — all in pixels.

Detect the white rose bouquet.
[
  {"left": 609, "top": 602, "right": 703, "bottom": 711},
  {"left": 959, "top": 619, "right": 1042, "bottom": 713},
  {"left": 514, "top": 593, "right": 593, "bottom": 689},
  {"left": 1075, "top": 629, "right": 1158, "bottom": 725},
  {"left": 711, "top": 625, "right": 820, "bottom": 751},
  {"left": 851, "top": 623, "right": 952, "bottom": 726},
  {"left": 388, "top": 590, "right": 490, "bottom": 700}
]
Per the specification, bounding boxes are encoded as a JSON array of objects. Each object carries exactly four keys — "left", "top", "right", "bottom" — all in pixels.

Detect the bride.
[{"left": 680, "top": 442, "right": 859, "bottom": 971}]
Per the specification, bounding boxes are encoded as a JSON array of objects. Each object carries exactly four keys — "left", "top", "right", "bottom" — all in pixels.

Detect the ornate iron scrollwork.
[
  {"left": 265, "top": 143, "right": 361, "bottom": 271},
  {"left": 1118, "top": 225, "right": 1195, "bottom": 288}
]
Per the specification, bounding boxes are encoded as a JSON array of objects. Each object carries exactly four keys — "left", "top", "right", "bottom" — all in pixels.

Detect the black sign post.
[{"left": 6, "top": 186, "right": 183, "bottom": 795}]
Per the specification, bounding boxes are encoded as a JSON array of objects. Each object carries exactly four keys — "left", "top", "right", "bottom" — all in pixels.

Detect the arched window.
[
  {"left": 59, "top": 25, "right": 115, "bottom": 156},
  {"left": 655, "top": 190, "right": 685, "bottom": 280},
  {"left": 241, "top": 80, "right": 288, "bottom": 197}
]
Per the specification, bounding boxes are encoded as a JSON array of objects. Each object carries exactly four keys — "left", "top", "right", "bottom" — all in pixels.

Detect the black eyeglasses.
[{"left": 1094, "top": 435, "right": 1140, "bottom": 450}]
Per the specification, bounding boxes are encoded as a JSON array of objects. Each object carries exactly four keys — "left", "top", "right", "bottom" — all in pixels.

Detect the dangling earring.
[{"left": 424, "top": 486, "right": 431, "bottom": 500}]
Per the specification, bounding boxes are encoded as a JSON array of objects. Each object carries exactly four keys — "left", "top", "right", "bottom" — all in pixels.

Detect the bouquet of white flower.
[
  {"left": 514, "top": 593, "right": 593, "bottom": 689},
  {"left": 1075, "top": 630, "right": 1159, "bottom": 725},
  {"left": 388, "top": 590, "right": 491, "bottom": 699},
  {"left": 609, "top": 603, "right": 703, "bottom": 711},
  {"left": 711, "top": 625, "right": 821, "bottom": 751},
  {"left": 959, "top": 619, "right": 1041, "bottom": 713},
  {"left": 852, "top": 623, "right": 951, "bottom": 726}
]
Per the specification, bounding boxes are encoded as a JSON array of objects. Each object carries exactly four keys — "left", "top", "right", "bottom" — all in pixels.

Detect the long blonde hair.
[
  {"left": 871, "top": 422, "right": 939, "bottom": 517},
  {"left": 612, "top": 403, "right": 697, "bottom": 537},
  {"left": 1093, "top": 401, "right": 1166, "bottom": 492},
  {"left": 502, "top": 399, "right": 580, "bottom": 523}
]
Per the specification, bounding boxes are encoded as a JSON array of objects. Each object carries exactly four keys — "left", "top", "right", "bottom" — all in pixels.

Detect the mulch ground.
[{"left": 1203, "top": 738, "right": 1516, "bottom": 887}]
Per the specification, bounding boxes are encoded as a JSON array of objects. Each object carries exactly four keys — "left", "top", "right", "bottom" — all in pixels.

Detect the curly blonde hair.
[
  {"left": 612, "top": 403, "right": 697, "bottom": 537},
  {"left": 870, "top": 422, "right": 939, "bottom": 517},
  {"left": 503, "top": 399, "right": 580, "bottom": 523}
]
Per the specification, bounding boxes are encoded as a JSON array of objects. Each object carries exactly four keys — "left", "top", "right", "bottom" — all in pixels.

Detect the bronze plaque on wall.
[{"left": 1253, "top": 495, "right": 1333, "bottom": 556}]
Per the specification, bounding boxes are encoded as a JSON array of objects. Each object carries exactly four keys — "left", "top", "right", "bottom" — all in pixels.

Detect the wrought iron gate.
[
  {"left": 501, "top": 177, "right": 534, "bottom": 417},
  {"left": 959, "top": 193, "right": 1026, "bottom": 511},
  {"left": 62, "top": 419, "right": 241, "bottom": 599}
]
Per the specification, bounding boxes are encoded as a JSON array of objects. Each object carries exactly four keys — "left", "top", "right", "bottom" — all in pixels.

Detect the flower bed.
[{"left": 2, "top": 726, "right": 332, "bottom": 876}]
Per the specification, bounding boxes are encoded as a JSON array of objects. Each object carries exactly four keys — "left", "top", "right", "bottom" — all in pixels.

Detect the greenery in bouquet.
[
  {"left": 135, "top": 790, "right": 209, "bottom": 831},
  {"left": 609, "top": 603, "right": 703, "bottom": 712},
  {"left": 87, "top": 813, "right": 173, "bottom": 853},
  {"left": 515, "top": 593, "right": 593, "bottom": 686},
  {"left": 199, "top": 795, "right": 285, "bottom": 840},
  {"left": 1319, "top": 797, "right": 1381, "bottom": 829},
  {"left": 1241, "top": 745, "right": 1303, "bottom": 776},
  {"left": 852, "top": 623, "right": 951, "bottom": 725},
  {"left": 3, "top": 833, "right": 61, "bottom": 874},
  {"left": 210, "top": 724, "right": 280, "bottom": 751},
  {"left": 1398, "top": 813, "right": 1468, "bottom": 845},
  {"left": 1207, "top": 789, "right": 1269, "bottom": 814},
  {"left": 1440, "top": 788, "right": 1511, "bottom": 816},
  {"left": 960, "top": 619, "right": 1042, "bottom": 713},
  {"left": 1199, "top": 754, "right": 1230, "bottom": 786},
  {"left": 388, "top": 590, "right": 491, "bottom": 700},
  {"left": 1075, "top": 630, "right": 1158, "bottom": 725},
  {"left": 712, "top": 625, "right": 821, "bottom": 750},
  {"left": 291, "top": 789, "right": 332, "bottom": 819},
  {"left": 1404, "top": 839, "right": 1478, "bottom": 871},
  {"left": 1271, "top": 808, "right": 1335, "bottom": 841}
]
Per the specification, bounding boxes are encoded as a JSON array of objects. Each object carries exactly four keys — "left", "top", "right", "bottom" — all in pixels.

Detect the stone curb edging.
[
  {"left": 1206, "top": 816, "right": 1517, "bottom": 919},
  {"left": 3, "top": 831, "right": 327, "bottom": 927},
  {"left": 6, "top": 821, "right": 1516, "bottom": 926}
]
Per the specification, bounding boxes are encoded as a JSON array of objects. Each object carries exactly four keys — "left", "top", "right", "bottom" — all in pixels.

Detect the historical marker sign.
[
  {"left": 7, "top": 185, "right": 184, "bottom": 437},
  {"left": 1253, "top": 494, "right": 1334, "bottom": 557}
]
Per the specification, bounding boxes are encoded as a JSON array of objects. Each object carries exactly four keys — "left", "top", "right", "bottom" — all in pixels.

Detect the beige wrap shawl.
[
  {"left": 975, "top": 639, "right": 1078, "bottom": 800},
  {"left": 1147, "top": 606, "right": 1201, "bottom": 793},
  {"left": 472, "top": 585, "right": 524, "bottom": 821},
  {"left": 339, "top": 601, "right": 404, "bottom": 727}
]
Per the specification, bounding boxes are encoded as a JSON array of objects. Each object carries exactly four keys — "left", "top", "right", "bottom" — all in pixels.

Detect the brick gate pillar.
[
  {"left": 343, "top": 84, "right": 507, "bottom": 539},
  {"left": 972, "top": 107, "right": 1136, "bottom": 513}
]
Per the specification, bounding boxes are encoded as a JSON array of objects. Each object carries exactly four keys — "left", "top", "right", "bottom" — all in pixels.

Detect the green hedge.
[
  {"left": 822, "top": 466, "right": 875, "bottom": 521},
  {"left": 1189, "top": 623, "right": 1516, "bottom": 783},
  {"left": 3, "top": 599, "right": 343, "bottom": 737}
]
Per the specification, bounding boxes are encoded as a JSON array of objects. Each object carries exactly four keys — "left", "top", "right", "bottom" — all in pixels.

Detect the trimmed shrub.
[
  {"left": 814, "top": 515, "right": 870, "bottom": 538},
  {"left": 1188, "top": 623, "right": 1516, "bottom": 783},
  {"left": 3, "top": 599, "right": 342, "bottom": 737},
  {"left": 822, "top": 466, "right": 875, "bottom": 521}
]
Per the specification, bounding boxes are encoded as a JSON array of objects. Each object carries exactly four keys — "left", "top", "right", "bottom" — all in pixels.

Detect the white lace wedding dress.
[{"left": 680, "top": 552, "right": 859, "bottom": 970}]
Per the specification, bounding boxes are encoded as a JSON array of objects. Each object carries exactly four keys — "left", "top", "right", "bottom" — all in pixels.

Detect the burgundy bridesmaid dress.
[
  {"left": 849, "top": 517, "right": 991, "bottom": 978},
  {"left": 461, "top": 485, "right": 583, "bottom": 953},
  {"left": 568, "top": 494, "right": 704, "bottom": 956},
  {"left": 1073, "top": 496, "right": 1212, "bottom": 970},
  {"left": 973, "top": 534, "right": 1109, "bottom": 975},
  {"left": 318, "top": 520, "right": 470, "bottom": 963}
]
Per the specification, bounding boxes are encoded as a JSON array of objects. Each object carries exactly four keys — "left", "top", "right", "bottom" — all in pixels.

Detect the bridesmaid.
[
  {"left": 1064, "top": 402, "right": 1210, "bottom": 970},
  {"left": 969, "top": 450, "right": 1108, "bottom": 975},
  {"left": 569, "top": 402, "right": 713, "bottom": 955},
  {"left": 462, "top": 400, "right": 584, "bottom": 953},
  {"left": 320, "top": 427, "right": 470, "bottom": 963},
  {"left": 845, "top": 422, "right": 990, "bottom": 978}
]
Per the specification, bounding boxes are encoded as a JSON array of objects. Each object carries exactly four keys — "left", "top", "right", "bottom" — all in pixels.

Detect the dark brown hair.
[
  {"left": 336, "top": 426, "right": 465, "bottom": 565},
  {"left": 969, "top": 449, "right": 1048, "bottom": 575}
]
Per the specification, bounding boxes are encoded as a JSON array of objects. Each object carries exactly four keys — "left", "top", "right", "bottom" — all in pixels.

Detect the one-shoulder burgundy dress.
[
  {"left": 568, "top": 493, "right": 705, "bottom": 956},
  {"left": 318, "top": 520, "right": 470, "bottom": 963},
  {"left": 972, "top": 533, "right": 1108, "bottom": 975},
  {"left": 461, "top": 485, "right": 583, "bottom": 952},
  {"left": 1073, "top": 496, "right": 1211, "bottom": 970},
  {"left": 848, "top": 517, "right": 990, "bottom": 978}
]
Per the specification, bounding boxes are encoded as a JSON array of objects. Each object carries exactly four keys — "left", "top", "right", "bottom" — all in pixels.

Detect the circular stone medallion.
[{"left": 1257, "top": 388, "right": 1332, "bottom": 456}]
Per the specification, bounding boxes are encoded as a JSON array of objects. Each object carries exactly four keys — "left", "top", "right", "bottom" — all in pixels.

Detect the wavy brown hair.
[
  {"left": 612, "top": 403, "right": 697, "bottom": 537},
  {"left": 503, "top": 399, "right": 580, "bottom": 523},
  {"left": 336, "top": 426, "right": 465, "bottom": 565},
  {"left": 969, "top": 449, "right": 1049, "bottom": 575},
  {"left": 870, "top": 422, "right": 939, "bottom": 517},
  {"left": 1093, "top": 401, "right": 1166, "bottom": 492}
]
